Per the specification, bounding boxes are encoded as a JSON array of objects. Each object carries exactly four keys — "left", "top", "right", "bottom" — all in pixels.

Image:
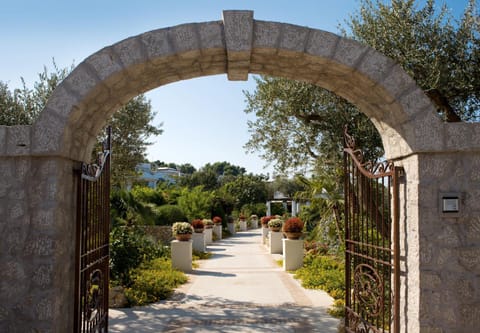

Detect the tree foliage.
[
  {"left": 96, "top": 95, "right": 163, "bottom": 188},
  {"left": 222, "top": 173, "right": 269, "bottom": 209},
  {"left": 344, "top": 0, "right": 480, "bottom": 121},
  {"left": 0, "top": 62, "right": 71, "bottom": 125},
  {"left": 244, "top": 76, "right": 383, "bottom": 173},
  {"left": 177, "top": 186, "right": 215, "bottom": 221}
]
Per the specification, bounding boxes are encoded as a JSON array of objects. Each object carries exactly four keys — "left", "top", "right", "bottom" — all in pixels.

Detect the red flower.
[
  {"left": 213, "top": 216, "right": 222, "bottom": 224},
  {"left": 283, "top": 217, "right": 304, "bottom": 232}
]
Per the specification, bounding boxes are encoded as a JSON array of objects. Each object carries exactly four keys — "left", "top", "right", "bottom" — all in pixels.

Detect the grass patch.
[{"left": 275, "top": 259, "right": 283, "bottom": 267}]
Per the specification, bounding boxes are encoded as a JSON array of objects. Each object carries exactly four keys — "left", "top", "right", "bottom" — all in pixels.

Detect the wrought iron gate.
[
  {"left": 74, "top": 128, "right": 111, "bottom": 332},
  {"left": 343, "top": 128, "right": 402, "bottom": 333}
]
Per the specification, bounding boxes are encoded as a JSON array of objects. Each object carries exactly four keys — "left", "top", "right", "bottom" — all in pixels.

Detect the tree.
[
  {"left": 177, "top": 186, "right": 214, "bottom": 221},
  {"left": 344, "top": 0, "right": 480, "bottom": 121},
  {"left": 0, "top": 61, "right": 71, "bottom": 125},
  {"left": 222, "top": 173, "right": 269, "bottom": 210},
  {"left": 244, "top": 76, "right": 383, "bottom": 174},
  {"left": 97, "top": 95, "right": 163, "bottom": 188}
]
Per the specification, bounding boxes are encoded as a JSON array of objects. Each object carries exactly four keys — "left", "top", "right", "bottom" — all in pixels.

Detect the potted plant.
[
  {"left": 238, "top": 214, "right": 247, "bottom": 231},
  {"left": 250, "top": 214, "right": 258, "bottom": 228},
  {"left": 268, "top": 218, "right": 283, "bottom": 232},
  {"left": 213, "top": 216, "right": 222, "bottom": 225},
  {"left": 261, "top": 216, "right": 272, "bottom": 228},
  {"left": 282, "top": 217, "right": 304, "bottom": 239},
  {"left": 191, "top": 219, "right": 205, "bottom": 233},
  {"left": 172, "top": 222, "right": 193, "bottom": 241},
  {"left": 203, "top": 218, "right": 214, "bottom": 229}
]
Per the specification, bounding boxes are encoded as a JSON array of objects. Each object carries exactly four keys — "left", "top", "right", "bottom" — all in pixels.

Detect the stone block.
[
  {"left": 31, "top": 110, "right": 66, "bottom": 155},
  {"left": 85, "top": 47, "right": 124, "bottom": 83},
  {"left": 227, "top": 223, "right": 235, "bottom": 235},
  {"left": 223, "top": 10, "right": 253, "bottom": 81},
  {"left": 192, "top": 232, "right": 205, "bottom": 252},
  {"left": 140, "top": 29, "right": 175, "bottom": 60},
  {"left": 278, "top": 23, "right": 309, "bottom": 54},
  {"left": 379, "top": 63, "right": 417, "bottom": 102},
  {"left": 171, "top": 240, "right": 192, "bottom": 272},
  {"left": 283, "top": 239, "right": 303, "bottom": 271},
  {"left": 198, "top": 21, "right": 225, "bottom": 50},
  {"left": 114, "top": 35, "right": 148, "bottom": 67},
  {"left": 262, "top": 227, "right": 269, "bottom": 245},
  {"left": 332, "top": 37, "right": 368, "bottom": 69},
  {"left": 6, "top": 125, "right": 31, "bottom": 156},
  {"left": 356, "top": 48, "right": 396, "bottom": 85},
  {"left": 213, "top": 224, "right": 222, "bottom": 240},
  {"left": 269, "top": 231, "right": 283, "bottom": 254},
  {"left": 170, "top": 23, "right": 200, "bottom": 55},
  {"left": 239, "top": 220, "right": 247, "bottom": 231},
  {"left": 204, "top": 228, "right": 213, "bottom": 244},
  {"left": 305, "top": 29, "right": 339, "bottom": 59},
  {"left": 252, "top": 21, "right": 282, "bottom": 50}
]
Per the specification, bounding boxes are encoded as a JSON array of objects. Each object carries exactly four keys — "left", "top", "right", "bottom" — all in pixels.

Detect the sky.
[{"left": 0, "top": 0, "right": 471, "bottom": 178}]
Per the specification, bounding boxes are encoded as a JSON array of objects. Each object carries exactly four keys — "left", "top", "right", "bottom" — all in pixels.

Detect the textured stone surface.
[
  {"left": 2, "top": 10, "right": 480, "bottom": 333},
  {"left": 223, "top": 10, "right": 253, "bottom": 80}
]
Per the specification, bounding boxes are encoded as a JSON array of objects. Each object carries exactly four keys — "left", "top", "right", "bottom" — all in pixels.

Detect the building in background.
[{"left": 135, "top": 163, "right": 181, "bottom": 188}]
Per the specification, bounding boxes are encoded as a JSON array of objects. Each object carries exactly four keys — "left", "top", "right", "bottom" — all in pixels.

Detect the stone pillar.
[
  {"left": 239, "top": 220, "right": 247, "bottom": 231},
  {"left": 262, "top": 226, "right": 269, "bottom": 245},
  {"left": 269, "top": 231, "right": 283, "bottom": 254},
  {"left": 213, "top": 224, "right": 222, "bottom": 240},
  {"left": 283, "top": 239, "right": 304, "bottom": 271},
  {"left": 192, "top": 232, "right": 205, "bottom": 252},
  {"left": 204, "top": 227, "right": 213, "bottom": 244},
  {"left": 227, "top": 222, "right": 235, "bottom": 235},
  {"left": 0, "top": 155, "right": 78, "bottom": 332},
  {"left": 171, "top": 240, "right": 192, "bottom": 272},
  {"left": 291, "top": 201, "right": 298, "bottom": 217}
]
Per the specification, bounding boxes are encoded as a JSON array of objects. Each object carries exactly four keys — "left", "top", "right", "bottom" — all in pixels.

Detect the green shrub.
[
  {"left": 240, "top": 203, "right": 267, "bottom": 217},
  {"left": 109, "top": 227, "right": 169, "bottom": 286},
  {"left": 131, "top": 186, "right": 166, "bottom": 206},
  {"left": 124, "top": 258, "right": 188, "bottom": 306},
  {"left": 154, "top": 205, "right": 187, "bottom": 225}
]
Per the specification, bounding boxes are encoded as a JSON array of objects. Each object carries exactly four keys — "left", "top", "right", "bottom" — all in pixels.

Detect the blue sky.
[{"left": 0, "top": 0, "right": 470, "bottom": 177}]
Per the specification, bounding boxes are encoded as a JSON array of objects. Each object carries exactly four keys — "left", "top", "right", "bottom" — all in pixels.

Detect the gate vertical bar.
[{"left": 74, "top": 127, "right": 111, "bottom": 333}]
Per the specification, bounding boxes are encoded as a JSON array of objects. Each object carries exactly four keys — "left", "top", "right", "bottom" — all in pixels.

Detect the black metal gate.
[
  {"left": 343, "top": 128, "right": 402, "bottom": 333},
  {"left": 74, "top": 128, "right": 111, "bottom": 332}
]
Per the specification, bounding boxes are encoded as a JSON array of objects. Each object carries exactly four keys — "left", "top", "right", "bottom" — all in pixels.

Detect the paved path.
[{"left": 109, "top": 229, "right": 339, "bottom": 332}]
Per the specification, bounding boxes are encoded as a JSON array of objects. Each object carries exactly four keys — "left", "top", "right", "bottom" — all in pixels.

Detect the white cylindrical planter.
[
  {"left": 262, "top": 227, "right": 269, "bottom": 245},
  {"left": 227, "top": 223, "right": 235, "bottom": 235},
  {"left": 204, "top": 227, "right": 213, "bottom": 244},
  {"left": 192, "top": 232, "right": 205, "bottom": 252},
  {"left": 269, "top": 231, "right": 283, "bottom": 254},
  {"left": 213, "top": 224, "right": 222, "bottom": 240},
  {"left": 171, "top": 240, "right": 192, "bottom": 272},
  {"left": 283, "top": 239, "right": 304, "bottom": 271},
  {"left": 239, "top": 220, "right": 247, "bottom": 231}
]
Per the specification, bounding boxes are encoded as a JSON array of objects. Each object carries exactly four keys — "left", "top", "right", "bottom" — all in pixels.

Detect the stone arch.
[
  {"left": 2, "top": 10, "right": 480, "bottom": 333},
  {"left": 31, "top": 11, "right": 443, "bottom": 163}
]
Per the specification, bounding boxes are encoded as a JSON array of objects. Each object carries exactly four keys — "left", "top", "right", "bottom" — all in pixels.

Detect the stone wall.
[
  {"left": 140, "top": 225, "right": 174, "bottom": 245},
  {"left": 0, "top": 10, "right": 479, "bottom": 333},
  {"left": 0, "top": 155, "right": 77, "bottom": 333}
]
